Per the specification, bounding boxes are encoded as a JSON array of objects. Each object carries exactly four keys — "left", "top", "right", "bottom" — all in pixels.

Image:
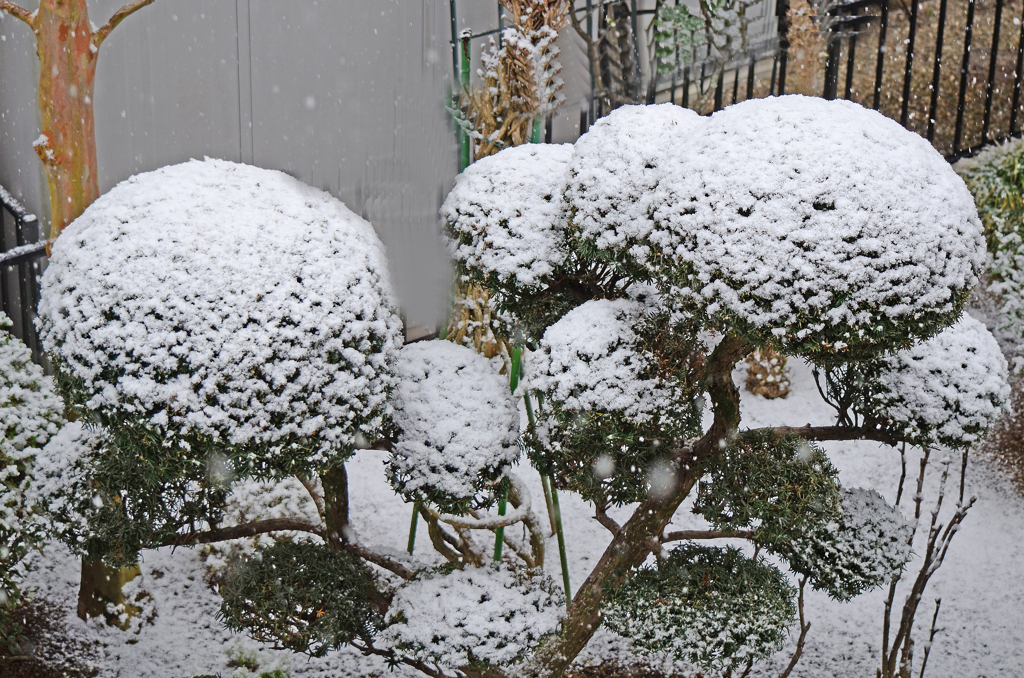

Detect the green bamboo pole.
[
  {"left": 495, "top": 346, "right": 524, "bottom": 561},
  {"left": 407, "top": 501, "right": 420, "bottom": 555},
  {"left": 550, "top": 482, "right": 572, "bottom": 606},
  {"left": 459, "top": 32, "right": 472, "bottom": 172},
  {"left": 531, "top": 115, "right": 543, "bottom": 143}
]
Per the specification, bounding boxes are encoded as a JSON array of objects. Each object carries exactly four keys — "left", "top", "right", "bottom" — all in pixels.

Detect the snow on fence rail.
[{"left": 0, "top": 182, "right": 45, "bottom": 365}]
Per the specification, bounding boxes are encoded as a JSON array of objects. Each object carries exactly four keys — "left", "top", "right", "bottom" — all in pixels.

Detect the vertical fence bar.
[
  {"left": 731, "top": 64, "right": 741, "bottom": 104},
  {"left": 770, "top": 53, "right": 779, "bottom": 95},
  {"left": 1011, "top": 5, "right": 1024, "bottom": 134},
  {"left": 714, "top": 68, "right": 725, "bottom": 111},
  {"left": 15, "top": 214, "right": 38, "bottom": 358},
  {"left": 954, "top": 0, "right": 977, "bottom": 153},
  {"left": 982, "top": 0, "right": 1005, "bottom": 144},
  {"left": 777, "top": 0, "right": 790, "bottom": 94},
  {"left": 631, "top": 0, "right": 641, "bottom": 102},
  {"left": 845, "top": 33, "right": 858, "bottom": 100},
  {"left": 873, "top": 0, "right": 890, "bottom": 109},
  {"left": 747, "top": 51, "right": 757, "bottom": 100},
  {"left": 927, "top": 0, "right": 950, "bottom": 141},
  {"left": 0, "top": 213, "right": 12, "bottom": 326},
  {"left": 460, "top": 32, "right": 471, "bottom": 172},
  {"left": 497, "top": 0, "right": 504, "bottom": 49},
  {"left": 682, "top": 65, "right": 691, "bottom": 107},
  {"left": 449, "top": 0, "right": 459, "bottom": 88},
  {"left": 824, "top": 37, "right": 842, "bottom": 100},
  {"left": 587, "top": 0, "right": 595, "bottom": 121},
  {"left": 900, "top": 0, "right": 920, "bottom": 126}
]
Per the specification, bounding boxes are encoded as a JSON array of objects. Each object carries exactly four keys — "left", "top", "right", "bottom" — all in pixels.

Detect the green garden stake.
[
  {"left": 407, "top": 501, "right": 420, "bottom": 555},
  {"left": 459, "top": 31, "right": 472, "bottom": 172},
  {"left": 531, "top": 115, "right": 543, "bottom": 143}
]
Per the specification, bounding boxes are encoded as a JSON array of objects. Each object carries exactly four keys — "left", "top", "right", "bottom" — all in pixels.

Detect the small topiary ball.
[
  {"left": 526, "top": 299, "right": 704, "bottom": 504},
  {"left": 604, "top": 545, "right": 795, "bottom": 673},
  {"left": 387, "top": 340, "right": 520, "bottom": 515},
  {"left": 650, "top": 96, "right": 985, "bottom": 360},
  {"left": 38, "top": 159, "right": 403, "bottom": 478},
  {"left": 775, "top": 488, "right": 913, "bottom": 602},
  {"left": 219, "top": 540, "right": 383, "bottom": 657},
  {"left": 379, "top": 562, "right": 564, "bottom": 670},
  {"left": 847, "top": 315, "right": 1010, "bottom": 449}
]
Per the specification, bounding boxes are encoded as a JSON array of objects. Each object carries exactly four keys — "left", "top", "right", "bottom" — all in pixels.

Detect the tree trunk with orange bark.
[{"left": 0, "top": 0, "right": 156, "bottom": 619}]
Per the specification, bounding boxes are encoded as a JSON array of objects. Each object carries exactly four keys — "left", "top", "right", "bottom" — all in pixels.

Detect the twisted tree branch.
[
  {"left": 0, "top": 1, "right": 33, "bottom": 26},
  {"left": 166, "top": 518, "right": 323, "bottom": 546},
  {"left": 92, "top": 0, "right": 156, "bottom": 49}
]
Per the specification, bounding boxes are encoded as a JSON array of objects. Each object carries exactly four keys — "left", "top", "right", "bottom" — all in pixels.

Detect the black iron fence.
[{"left": 0, "top": 184, "right": 46, "bottom": 364}]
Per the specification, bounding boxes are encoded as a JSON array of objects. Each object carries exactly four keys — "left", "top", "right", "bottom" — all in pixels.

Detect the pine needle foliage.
[
  {"left": 218, "top": 540, "right": 382, "bottom": 658},
  {"left": 693, "top": 434, "right": 843, "bottom": 547},
  {"left": 604, "top": 545, "right": 796, "bottom": 672}
]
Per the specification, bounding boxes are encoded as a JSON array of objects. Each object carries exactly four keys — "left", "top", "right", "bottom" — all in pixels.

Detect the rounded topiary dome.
[
  {"left": 651, "top": 95, "right": 985, "bottom": 359},
  {"left": 38, "top": 159, "right": 402, "bottom": 476}
]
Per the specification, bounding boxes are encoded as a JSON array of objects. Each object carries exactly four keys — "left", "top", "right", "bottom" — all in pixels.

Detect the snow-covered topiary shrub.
[
  {"left": 778, "top": 488, "right": 914, "bottom": 602},
  {"left": 35, "top": 96, "right": 1009, "bottom": 678},
  {"left": 379, "top": 563, "right": 564, "bottom": 669},
  {"left": 0, "top": 313, "right": 63, "bottom": 644},
  {"left": 604, "top": 545, "right": 796, "bottom": 672},
  {"left": 38, "top": 158, "right": 403, "bottom": 479},
  {"left": 388, "top": 340, "right": 520, "bottom": 514}
]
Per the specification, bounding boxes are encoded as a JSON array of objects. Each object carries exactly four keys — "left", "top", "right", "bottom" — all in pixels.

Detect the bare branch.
[
  {"left": 0, "top": 1, "right": 34, "bottom": 27},
  {"left": 343, "top": 543, "right": 414, "bottom": 580},
  {"left": 298, "top": 473, "right": 326, "bottom": 522},
  {"left": 746, "top": 424, "right": 901, "bottom": 447},
  {"left": 779, "top": 576, "right": 811, "bottom": 678},
  {"left": 662, "top": 529, "right": 756, "bottom": 542},
  {"left": 165, "top": 518, "right": 323, "bottom": 547},
  {"left": 594, "top": 503, "right": 621, "bottom": 536},
  {"left": 92, "top": 0, "right": 156, "bottom": 50}
]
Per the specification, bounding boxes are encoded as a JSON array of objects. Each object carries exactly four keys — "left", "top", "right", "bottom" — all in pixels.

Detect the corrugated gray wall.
[{"left": 0, "top": 0, "right": 479, "bottom": 326}]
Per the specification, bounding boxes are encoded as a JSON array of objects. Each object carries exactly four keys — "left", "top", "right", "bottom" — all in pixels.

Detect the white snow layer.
[
  {"left": 566, "top": 103, "right": 705, "bottom": 260},
  {"left": 390, "top": 340, "right": 520, "bottom": 502},
  {"left": 528, "top": 299, "right": 666, "bottom": 422},
  {"left": 872, "top": 314, "right": 1011, "bottom": 448},
  {"left": 442, "top": 143, "right": 573, "bottom": 289},
  {"left": 37, "top": 158, "right": 403, "bottom": 461},
  {"left": 379, "top": 563, "right": 564, "bottom": 668},
  {"left": 652, "top": 96, "right": 984, "bottom": 343}
]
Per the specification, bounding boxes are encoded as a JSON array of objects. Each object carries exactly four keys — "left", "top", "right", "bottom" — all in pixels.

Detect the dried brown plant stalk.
[{"left": 787, "top": 0, "right": 828, "bottom": 96}]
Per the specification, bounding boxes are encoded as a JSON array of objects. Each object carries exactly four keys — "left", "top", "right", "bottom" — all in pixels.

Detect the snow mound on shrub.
[
  {"left": 567, "top": 104, "right": 704, "bottom": 260},
  {"left": 654, "top": 95, "right": 985, "bottom": 357},
  {"left": 38, "top": 159, "right": 402, "bottom": 463},
  {"left": 872, "top": 315, "right": 1010, "bottom": 448},
  {"left": 379, "top": 563, "right": 564, "bottom": 668},
  {"left": 388, "top": 340, "right": 519, "bottom": 507},
  {"left": 443, "top": 143, "right": 573, "bottom": 289},
  {"left": 528, "top": 299, "right": 666, "bottom": 422}
]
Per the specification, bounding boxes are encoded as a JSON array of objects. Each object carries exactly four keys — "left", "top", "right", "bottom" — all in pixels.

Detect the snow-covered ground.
[{"left": 20, "top": 356, "right": 1024, "bottom": 677}]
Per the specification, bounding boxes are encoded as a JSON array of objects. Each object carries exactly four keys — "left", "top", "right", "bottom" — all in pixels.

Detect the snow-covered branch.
[
  {"left": 92, "top": 0, "right": 156, "bottom": 49},
  {"left": 166, "top": 518, "right": 324, "bottom": 546}
]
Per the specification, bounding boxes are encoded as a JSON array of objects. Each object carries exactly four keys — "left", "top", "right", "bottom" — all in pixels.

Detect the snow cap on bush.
[
  {"left": 868, "top": 315, "right": 1010, "bottom": 449},
  {"left": 38, "top": 158, "right": 402, "bottom": 476},
  {"left": 443, "top": 143, "right": 573, "bottom": 289},
  {"left": 566, "top": 103, "right": 704, "bottom": 261},
  {"left": 379, "top": 563, "right": 564, "bottom": 669},
  {"left": 388, "top": 340, "right": 520, "bottom": 513},
  {"left": 651, "top": 95, "right": 985, "bottom": 359},
  {"left": 778, "top": 488, "right": 913, "bottom": 601},
  {"left": 528, "top": 299, "right": 667, "bottom": 422}
]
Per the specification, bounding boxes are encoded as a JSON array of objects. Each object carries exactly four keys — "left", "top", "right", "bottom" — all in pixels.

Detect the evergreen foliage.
[
  {"left": 218, "top": 540, "right": 382, "bottom": 657},
  {"left": 693, "top": 434, "right": 842, "bottom": 547},
  {"left": 0, "top": 313, "right": 63, "bottom": 647},
  {"left": 604, "top": 545, "right": 795, "bottom": 672}
]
